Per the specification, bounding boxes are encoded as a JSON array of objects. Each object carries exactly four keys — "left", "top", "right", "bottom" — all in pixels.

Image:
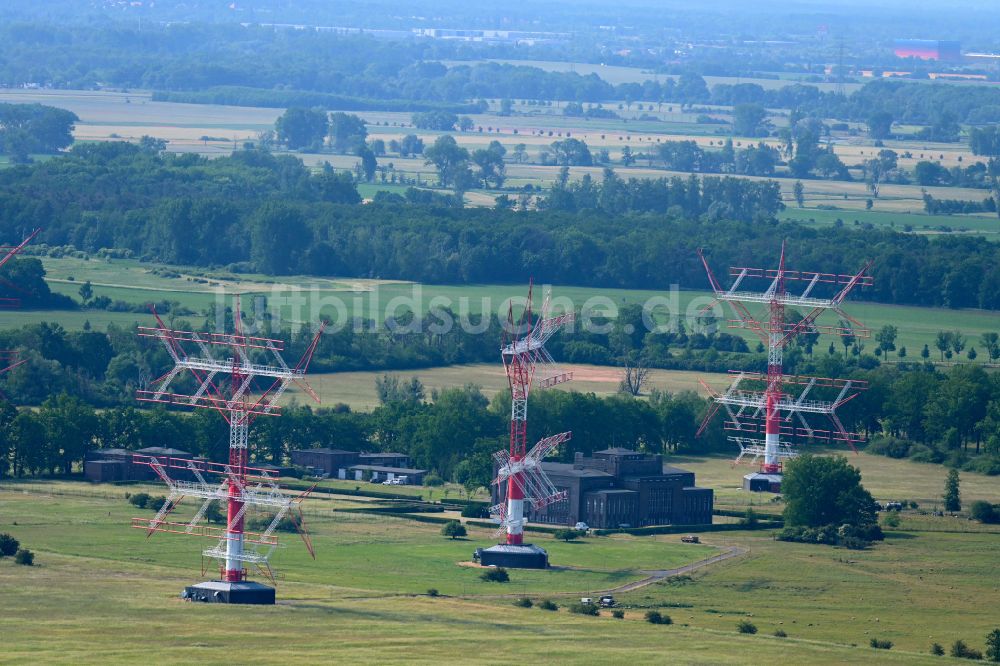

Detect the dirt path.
[{"left": 603, "top": 545, "right": 747, "bottom": 594}]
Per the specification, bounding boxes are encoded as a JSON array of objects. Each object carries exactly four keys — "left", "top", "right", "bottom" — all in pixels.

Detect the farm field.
[
  {"left": 1, "top": 477, "right": 995, "bottom": 663},
  {"left": 8, "top": 255, "right": 999, "bottom": 358},
  {"left": 302, "top": 364, "right": 725, "bottom": 411},
  {"left": 2, "top": 88, "right": 996, "bottom": 234}
]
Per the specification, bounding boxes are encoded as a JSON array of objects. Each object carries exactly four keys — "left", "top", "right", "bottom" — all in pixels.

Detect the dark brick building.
[
  {"left": 290, "top": 448, "right": 426, "bottom": 484},
  {"left": 497, "top": 448, "right": 713, "bottom": 529}
]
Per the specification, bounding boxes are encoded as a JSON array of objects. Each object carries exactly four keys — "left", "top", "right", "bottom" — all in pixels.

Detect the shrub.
[
  {"left": 14, "top": 548, "right": 34, "bottom": 566},
  {"left": 148, "top": 496, "right": 169, "bottom": 511},
  {"left": 128, "top": 492, "right": 150, "bottom": 509},
  {"left": 460, "top": 504, "right": 487, "bottom": 518},
  {"left": 480, "top": 567, "right": 509, "bottom": 583},
  {"left": 538, "top": 599, "right": 559, "bottom": 611},
  {"left": 426, "top": 588, "right": 439, "bottom": 597},
  {"left": 870, "top": 638, "right": 894, "bottom": 650},
  {"left": 423, "top": 472, "right": 444, "bottom": 486},
  {"left": 513, "top": 597, "right": 533, "bottom": 608},
  {"left": 553, "top": 529, "right": 581, "bottom": 542},
  {"left": 931, "top": 643, "right": 945, "bottom": 655},
  {"left": 645, "top": 610, "right": 672, "bottom": 625},
  {"left": 0, "top": 533, "right": 19, "bottom": 557},
  {"left": 882, "top": 512, "right": 901, "bottom": 528},
  {"left": 737, "top": 620, "right": 758, "bottom": 634},
  {"left": 774, "top": 629, "right": 788, "bottom": 638},
  {"left": 952, "top": 639, "right": 984, "bottom": 660},
  {"left": 569, "top": 602, "right": 599, "bottom": 616},
  {"left": 970, "top": 501, "right": 999, "bottom": 524},
  {"left": 612, "top": 609, "right": 625, "bottom": 619},
  {"left": 441, "top": 520, "right": 467, "bottom": 539}
]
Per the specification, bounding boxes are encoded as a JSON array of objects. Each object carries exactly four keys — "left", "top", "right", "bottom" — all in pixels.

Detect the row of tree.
[{"left": 3, "top": 359, "right": 998, "bottom": 483}]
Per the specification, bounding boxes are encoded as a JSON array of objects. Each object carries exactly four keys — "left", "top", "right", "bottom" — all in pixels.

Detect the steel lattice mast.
[
  {"left": 133, "top": 297, "right": 324, "bottom": 584},
  {"left": 491, "top": 283, "right": 574, "bottom": 545},
  {"left": 0, "top": 228, "right": 42, "bottom": 396},
  {"left": 696, "top": 243, "right": 873, "bottom": 475}
]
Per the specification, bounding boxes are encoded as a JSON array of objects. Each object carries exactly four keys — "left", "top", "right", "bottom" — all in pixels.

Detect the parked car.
[
  {"left": 599, "top": 595, "right": 615, "bottom": 608},
  {"left": 681, "top": 535, "right": 700, "bottom": 544},
  {"left": 574, "top": 522, "right": 589, "bottom": 531},
  {"left": 579, "top": 597, "right": 594, "bottom": 605}
]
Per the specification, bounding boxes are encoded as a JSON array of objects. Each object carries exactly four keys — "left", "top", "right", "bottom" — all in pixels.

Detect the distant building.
[
  {"left": 894, "top": 39, "right": 962, "bottom": 62},
  {"left": 493, "top": 448, "right": 713, "bottom": 529},
  {"left": 289, "top": 448, "right": 427, "bottom": 484},
  {"left": 84, "top": 447, "right": 195, "bottom": 483}
]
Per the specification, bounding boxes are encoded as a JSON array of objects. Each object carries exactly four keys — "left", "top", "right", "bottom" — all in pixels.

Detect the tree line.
[
  {"left": 3, "top": 143, "right": 1000, "bottom": 310},
  {"left": 3, "top": 359, "right": 998, "bottom": 483}
]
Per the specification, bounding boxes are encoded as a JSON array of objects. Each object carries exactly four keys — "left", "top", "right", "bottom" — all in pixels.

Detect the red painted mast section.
[{"left": 763, "top": 244, "right": 786, "bottom": 474}]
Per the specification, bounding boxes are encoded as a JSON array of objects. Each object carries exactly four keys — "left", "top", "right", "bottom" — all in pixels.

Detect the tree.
[
  {"left": 356, "top": 144, "right": 377, "bottom": 182},
  {"left": 471, "top": 141, "right": 506, "bottom": 188},
  {"left": 78, "top": 280, "right": 93, "bottom": 305},
  {"left": 985, "top": 628, "right": 1000, "bottom": 662},
  {"left": 921, "top": 344, "right": 931, "bottom": 360},
  {"left": 620, "top": 146, "right": 635, "bottom": 166},
  {"left": 970, "top": 501, "right": 998, "bottom": 524},
  {"left": 782, "top": 455, "right": 877, "bottom": 528},
  {"left": 14, "top": 548, "right": 33, "bottom": 566},
  {"left": 398, "top": 134, "right": 424, "bottom": 157},
  {"left": 0, "top": 103, "right": 78, "bottom": 155},
  {"left": 441, "top": 520, "right": 467, "bottom": 539},
  {"left": 512, "top": 143, "right": 527, "bottom": 164},
  {"left": 424, "top": 135, "right": 471, "bottom": 189},
  {"left": 458, "top": 116, "right": 474, "bottom": 132},
  {"left": 951, "top": 331, "right": 966, "bottom": 357},
  {"left": 249, "top": 201, "right": 312, "bottom": 274},
  {"left": 981, "top": 332, "right": 1000, "bottom": 363},
  {"left": 327, "top": 112, "right": 368, "bottom": 153},
  {"left": 0, "top": 533, "right": 19, "bottom": 557},
  {"left": 793, "top": 180, "right": 805, "bottom": 207},
  {"left": 619, "top": 357, "right": 650, "bottom": 396},
  {"left": 943, "top": 468, "right": 961, "bottom": 512},
  {"left": 550, "top": 138, "right": 593, "bottom": 166},
  {"left": 866, "top": 111, "right": 894, "bottom": 141},
  {"left": 864, "top": 150, "right": 898, "bottom": 199},
  {"left": 275, "top": 107, "right": 328, "bottom": 150},
  {"left": 839, "top": 320, "right": 856, "bottom": 358},
  {"left": 412, "top": 111, "right": 458, "bottom": 131},
  {"left": 935, "top": 331, "right": 952, "bottom": 361},
  {"left": 733, "top": 104, "right": 769, "bottom": 137},
  {"left": 875, "top": 325, "right": 898, "bottom": 360}
]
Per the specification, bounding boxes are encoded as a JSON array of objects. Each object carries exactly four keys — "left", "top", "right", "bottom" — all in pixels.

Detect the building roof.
[
  {"left": 661, "top": 465, "right": 694, "bottom": 476},
  {"left": 348, "top": 464, "right": 426, "bottom": 475},
  {"left": 593, "top": 447, "right": 641, "bottom": 456},
  {"left": 359, "top": 452, "right": 408, "bottom": 459},
  {"left": 136, "top": 447, "right": 192, "bottom": 457},
  {"left": 541, "top": 462, "right": 614, "bottom": 478},
  {"left": 591, "top": 488, "right": 637, "bottom": 495},
  {"left": 292, "top": 448, "right": 357, "bottom": 455}
]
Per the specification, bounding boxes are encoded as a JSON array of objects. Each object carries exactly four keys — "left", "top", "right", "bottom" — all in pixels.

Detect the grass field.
[
  {"left": 664, "top": 450, "right": 1000, "bottom": 514},
  {"left": 302, "top": 364, "right": 723, "bottom": 410},
  {"left": 7, "top": 255, "right": 998, "bottom": 360},
  {"left": 1, "top": 473, "right": 996, "bottom": 663}
]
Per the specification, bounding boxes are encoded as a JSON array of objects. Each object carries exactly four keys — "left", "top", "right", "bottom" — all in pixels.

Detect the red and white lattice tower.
[
  {"left": 132, "top": 298, "right": 324, "bottom": 586},
  {"left": 696, "top": 242, "right": 873, "bottom": 477},
  {"left": 490, "top": 283, "right": 574, "bottom": 545},
  {"left": 0, "top": 228, "right": 42, "bottom": 394}
]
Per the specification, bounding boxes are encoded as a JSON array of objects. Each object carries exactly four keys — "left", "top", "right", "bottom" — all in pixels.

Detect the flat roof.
[
  {"left": 348, "top": 464, "right": 426, "bottom": 474},
  {"left": 591, "top": 488, "right": 637, "bottom": 495},
  {"left": 359, "top": 452, "right": 408, "bottom": 458},
  {"left": 542, "top": 462, "right": 614, "bottom": 478},
  {"left": 292, "top": 448, "right": 357, "bottom": 455}
]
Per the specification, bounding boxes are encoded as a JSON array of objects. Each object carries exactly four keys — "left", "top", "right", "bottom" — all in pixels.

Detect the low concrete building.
[
  {"left": 494, "top": 447, "right": 713, "bottom": 529},
  {"left": 290, "top": 448, "right": 426, "bottom": 484}
]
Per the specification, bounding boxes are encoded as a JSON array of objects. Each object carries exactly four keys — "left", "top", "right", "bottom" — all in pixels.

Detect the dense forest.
[{"left": 2, "top": 143, "right": 998, "bottom": 309}]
